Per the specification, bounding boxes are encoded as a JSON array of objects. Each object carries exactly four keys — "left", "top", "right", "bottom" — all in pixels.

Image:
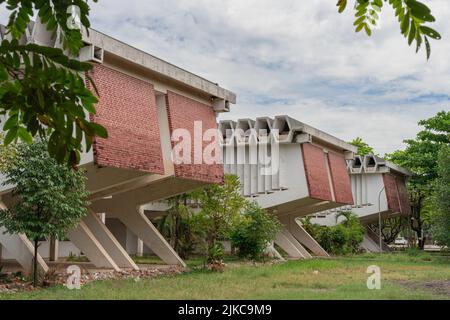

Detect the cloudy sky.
[{"left": 2, "top": 1, "right": 449, "bottom": 154}]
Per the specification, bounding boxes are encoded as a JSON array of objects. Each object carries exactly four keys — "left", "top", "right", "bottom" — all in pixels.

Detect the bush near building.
[{"left": 302, "top": 212, "right": 365, "bottom": 255}]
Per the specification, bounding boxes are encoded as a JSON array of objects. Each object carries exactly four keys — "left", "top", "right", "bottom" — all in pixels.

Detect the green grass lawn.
[{"left": 1, "top": 252, "right": 449, "bottom": 300}]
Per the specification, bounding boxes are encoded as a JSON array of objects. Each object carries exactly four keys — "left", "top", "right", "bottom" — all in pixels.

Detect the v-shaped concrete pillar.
[
  {"left": 82, "top": 209, "right": 139, "bottom": 270},
  {"left": 275, "top": 227, "right": 311, "bottom": 259},
  {"left": 0, "top": 201, "right": 49, "bottom": 274},
  {"left": 280, "top": 216, "right": 329, "bottom": 257},
  {"left": 68, "top": 220, "right": 120, "bottom": 271},
  {"left": 111, "top": 204, "right": 186, "bottom": 267}
]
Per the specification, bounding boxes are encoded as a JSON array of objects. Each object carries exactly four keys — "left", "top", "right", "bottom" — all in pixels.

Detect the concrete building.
[
  {"left": 0, "top": 21, "right": 412, "bottom": 271},
  {"left": 219, "top": 116, "right": 357, "bottom": 259},
  {"left": 0, "top": 20, "right": 235, "bottom": 273},
  {"left": 310, "top": 154, "right": 411, "bottom": 252}
]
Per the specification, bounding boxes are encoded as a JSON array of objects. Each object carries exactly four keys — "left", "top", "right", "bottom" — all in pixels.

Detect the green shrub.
[
  {"left": 301, "top": 212, "right": 364, "bottom": 255},
  {"left": 230, "top": 203, "right": 282, "bottom": 261}
]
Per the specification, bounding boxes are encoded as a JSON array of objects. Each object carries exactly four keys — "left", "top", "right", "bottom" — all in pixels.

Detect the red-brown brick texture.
[
  {"left": 301, "top": 143, "right": 333, "bottom": 201},
  {"left": 165, "top": 91, "right": 223, "bottom": 183},
  {"left": 301, "top": 143, "right": 353, "bottom": 205},
  {"left": 383, "top": 173, "right": 411, "bottom": 215},
  {"left": 328, "top": 151, "right": 353, "bottom": 205},
  {"left": 87, "top": 65, "right": 164, "bottom": 174}
]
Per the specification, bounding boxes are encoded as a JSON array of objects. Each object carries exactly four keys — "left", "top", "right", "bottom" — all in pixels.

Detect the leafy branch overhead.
[
  {"left": 0, "top": 0, "right": 105, "bottom": 166},
  {"left": 337, "top": 0, "right": 441, "bottom": 59}
]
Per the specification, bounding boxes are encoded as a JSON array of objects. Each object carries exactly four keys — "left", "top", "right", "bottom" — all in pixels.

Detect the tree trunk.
[{"left": 33, "top": 238, "right": 39, "bottom": 287}]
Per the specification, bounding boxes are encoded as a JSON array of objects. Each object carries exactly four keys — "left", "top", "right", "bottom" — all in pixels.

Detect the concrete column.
[
  {"left": 83, "top": 209, "right": 138, "bottom": 270},
  {"left": 0, "top": 201, "right": 49, "bottom": 274},
  {"left": 361, "top": 232, "right": 382, "bottom": 252},
  {"left": 281, "top": 216, "right": 329, "bottom": 257},
  {"left": 280, "top": 227, "right": 312, "bottom": 258},
  {"left": 137, "top": 239, "right": 144, "bottom": 257},
  {"left": 116, "top": 206, "right": 186, "bottom": 267},
  {"left": 0, "top": 244, "right": 3, "bottom": 264},
  {"left": 275, "top": 231, "right": 304, "bottom": 259},
  {"left": 67, "top": 220, "right": 120, "bottom": 271},
  {"left": 49, "top": 236, "right": 59, "bottom": 262},
  {"left": 275, "top": 228, "right": 311, "bottom": 259}
]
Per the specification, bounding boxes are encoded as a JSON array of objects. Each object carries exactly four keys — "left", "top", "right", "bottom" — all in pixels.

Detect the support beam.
[
  {"left": 361, "top": 232, "right": 382, "bottom": 253},
  {"left": 275, "top": 227, "right": 311, "bottom": 259},
  {"left": 49, "top": 236, "right": 59, "bottom": 262},
  {"left": 0, "top": 201, "right": 48, "bottom": 273},
  {"left": 83, "top": 209, "right": 139, "bottom": 270},
  {"left": 114, "top": 205, "right": 186, "bottom": 267},
  {"left": 68, "top": 220, "right": 120, "bottom": 271},
  {"left": 280, "top": 216, "right": 329, "bottom": 257},
  {"left": 0, "top": 227, "right": 49, "bottom": 274}
]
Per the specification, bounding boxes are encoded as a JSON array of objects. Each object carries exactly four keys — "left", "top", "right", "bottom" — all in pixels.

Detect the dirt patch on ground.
[{"left": 395, "top": 280, "right": 450, "bottom": 297}]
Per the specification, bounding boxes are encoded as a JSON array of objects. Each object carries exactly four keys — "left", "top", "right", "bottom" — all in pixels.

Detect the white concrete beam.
[
  {"left": 0, "top": 201, "right": 49, "bottom": 273},
  {"left": 114, "top": 205, "right": 186, "bottom": 267},
  {"left": 83, "top": 209, "right": 139, "bottom": 270},
  {"left": 275, "top": 228, "right": 311, "bottom": 259},
  {"left": 68, "top": 220, "right": 120, "bottom": 271},
  {"left": 281, "top": 216, "right": 329, "bottom": 257}
]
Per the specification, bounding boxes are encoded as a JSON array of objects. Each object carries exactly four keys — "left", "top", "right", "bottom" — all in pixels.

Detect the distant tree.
[
  {"left": 336, "top": 0, "right": 441, "bottom": 59},
  {"left": 369, "top": 216, "right": 409, "bottom": 244},
  {"left": 0, "top": 140, "right": 89, "bottom": 286},
  {"left": 349, "top": 137, "right": 375, "bottom": 155},
  {"left": 429, "top": 145, "right": 450, "bottom": 247},
  {"left": 387, "top": 111, "right": 449, "bottom": 249}
]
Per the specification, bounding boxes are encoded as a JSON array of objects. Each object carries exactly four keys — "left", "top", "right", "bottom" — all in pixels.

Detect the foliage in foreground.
[
  {"left": 302, "top": 212, "right": 365, "bottom": 255},
  {"left": 336, "top": 0, "right": 440, "bottom": 59},
  {"left": 0, "top": 140, "right": 89, "bottom": 285},
  {"left": 0, "top": 0, "right": 106, "bottom": 166}
]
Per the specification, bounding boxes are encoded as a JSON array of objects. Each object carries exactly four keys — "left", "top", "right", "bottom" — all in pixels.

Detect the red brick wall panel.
[
  {"left": 301, "top": 143, "right": 333, "bottom": 201},
  {"left": 165, "top": 91, "right": 223, "bottom": 184},
  {"left": 328, "top": 152, "right": 354, "bottom": 205},
  {"left": 87, "top": 65, "right": 164, "bottom": 174},
  {"left": 396, "top": 176, "right": 411, "bottom": 215},
  {"left": 382, "top": 173, "right": 401, "bottom": 213}
]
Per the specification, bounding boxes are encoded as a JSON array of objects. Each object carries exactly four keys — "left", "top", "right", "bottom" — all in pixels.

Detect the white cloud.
[{"left": 2, "top": 1, "right": 449, "bottom": 154}]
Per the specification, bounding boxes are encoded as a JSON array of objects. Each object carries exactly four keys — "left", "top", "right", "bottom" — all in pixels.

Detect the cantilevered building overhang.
[
  {"left": 220, "top": 116, "right": 357, "bottom": 259},
  {"left": 0, "top": 20, "right": 236, "bottom": 272},
  {"left": 310, "top": 154, "right": 411, "bottom": 252}
]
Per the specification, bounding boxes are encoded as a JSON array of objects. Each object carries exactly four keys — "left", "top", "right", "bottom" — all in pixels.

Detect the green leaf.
[
  {"left": 18, "top": 127, "right": 33, "bottom": 144},
  {"left": 0, "top": 64, "right": 8, "bottom": 81},
  {"left": 4, "top": 127, "right": 18, "bottom": 145},
  {"left": 3, "top": 114, "right": 19, "bottom": 131},
  {"left": 424, "top": 36, "right": 431, "bottom": 60},
  {"left": 364, "top": 24, "right": 372, "bottom": 36},
  {"left": 420, "top": 26, "right": 441, "bottom": 40},
  {"left": 87, "top": 122, "right": 108, "bottom": 139},
  {"left": 408, "top": 22, "right": 416, "bottom": 45}
]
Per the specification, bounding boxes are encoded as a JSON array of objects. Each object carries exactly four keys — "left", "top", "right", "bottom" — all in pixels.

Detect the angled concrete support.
[
  {"left": 361, "top": 232, "right": 382, "bottom": 252},
  {"left": 68, "top": 220, "right": 120, "bottom": 271},
  {"left": 0, "top": 201, "right": 49, "bottom": 273},
  {"left": 115, "top": 205, "right": 186, "bottom": 267},
  {"left": 275, "top": 227, "right": 311, "bottom": 259},
  {"left": 280, "top": 216, "right": 329, "bottom": 257},
  {"left": 83, "top": 209, "right": 139, "bottom": 270},
  {"left": 0, "top": 227, "right": 49, "bottom": 274}
]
